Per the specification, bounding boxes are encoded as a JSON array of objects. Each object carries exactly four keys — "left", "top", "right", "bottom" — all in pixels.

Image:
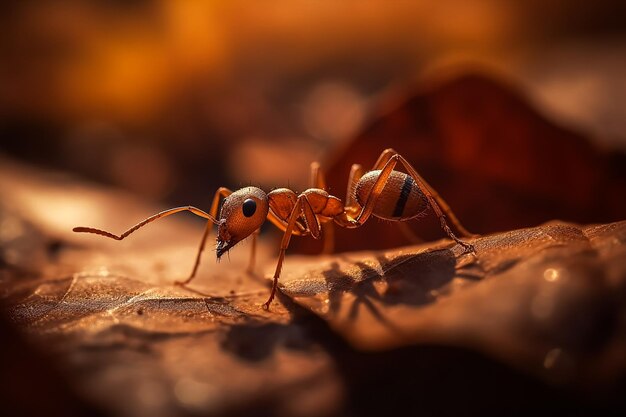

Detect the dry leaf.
[
  {"left": 1, "top": 157, "right": 625, "bottom": 416},
  {"left": 280, "top": 221, "right": 626, "bottom": 388},
  {"left": 0, "top": 158, "right": 342, "bottom": 417}
]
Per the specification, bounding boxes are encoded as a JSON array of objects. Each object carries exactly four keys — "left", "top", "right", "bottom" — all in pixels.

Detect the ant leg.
[
  {"left": 175, "top": 187, "right": 233, "bottom": 285},
  {"left": 310, "top": 161, "right": 335, "bottom": 253},
  {"left": 385, "top": 155, "right": 476, "bottom": 250},
  {"left": 176, "top": 220, "right": 213, "bottom": 285},
  {"left": 246, "top": 229, "right": 259, "bottom": 274},
  {"left": 352, "top": 148, "right": 475, "bottom": 237},
  {"left": 267, "top": 211, "right": 307, "bottom": 235},
  {"left": 321, "top": 221, "right": 334, "bottom": 254},
  {"left": 211, "top": 188, "right": 232, "bottom": 212},
  {"left": 363, "top": 154, "right": 425, "bottom": 244},
  {"left": 349, "top": 155, "right": 402, "bottom": 226},
  {"left": 344, "top": 163, "right": 364, "bottom": 213},
  {"left": 264, "top": 196, "right": 320, "bottom": 309},
  {"left": 371, "top": 149, "right": 474, "bottom": 238},
  {"left": 341, "top": 149, "right": 393, "bottom": 214},
  {"left": 310, "top": 161, "right": 327, "bottom": 190},
  {"left": 264, "top": 198, "right": 302, "bottom": 309},
  {"left": 393, "top": 154, "right": 475, "bottom": 239},
  {"left": 347, "top": 150, "right": 421, "bottom": 244},
  {"left": 371, "top": 148, "right": 397, "bottom": 170},
  {"left": 301, "top": 196, "right": 321, "bottom": 239},
  {"left": 337, "top": 155, "right": 474, "bottom": 252}
]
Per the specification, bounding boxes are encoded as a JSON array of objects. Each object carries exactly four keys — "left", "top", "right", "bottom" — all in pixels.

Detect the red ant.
[{"left": 74, "top": 148, "right": 475, "bottom": 309}]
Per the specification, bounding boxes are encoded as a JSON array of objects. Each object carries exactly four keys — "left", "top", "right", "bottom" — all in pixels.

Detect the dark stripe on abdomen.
[{"left": 392, "top": 174, "right": 414, "bottom": 218}]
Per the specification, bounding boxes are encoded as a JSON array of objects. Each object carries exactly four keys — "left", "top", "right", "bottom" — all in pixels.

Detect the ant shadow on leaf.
[{"left": 321, "top": 247, "right": 484, "bottom": 328}]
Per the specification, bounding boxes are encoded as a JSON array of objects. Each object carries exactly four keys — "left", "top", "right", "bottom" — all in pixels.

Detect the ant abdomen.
[{"left": 355, "top": 170, "right": 428, "bottom": 220}]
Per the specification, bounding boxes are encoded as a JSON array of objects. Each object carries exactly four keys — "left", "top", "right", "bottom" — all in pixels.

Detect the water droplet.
[
  {"left": 96, "top": 266, "right": 111, "bottom": 277},
  {"left": 543, "top": 268, "right": 559, "bottom": 282}
]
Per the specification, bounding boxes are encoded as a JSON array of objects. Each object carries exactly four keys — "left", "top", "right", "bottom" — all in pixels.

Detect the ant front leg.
[
  {"left": 310, "top": 161, "right": 335, "bottom": 253},
  {"left": 175, "top": 187, "right": 233, "bottom": 286},
  {"left": 246, "top": 229, "right": 260, "bottom": 274},
  {"left": 264, "top": 196, "right": 319, "bottom": 309}
]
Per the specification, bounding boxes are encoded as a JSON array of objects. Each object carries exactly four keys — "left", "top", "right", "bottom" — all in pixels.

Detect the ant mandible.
[{"left": 74, "top": 148, "right": 476, "bottom": 309}]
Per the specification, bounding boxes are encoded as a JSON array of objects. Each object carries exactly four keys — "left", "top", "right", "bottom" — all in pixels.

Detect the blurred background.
[{"left": 1, "top": 1, "right": 625, "bottom": 218}]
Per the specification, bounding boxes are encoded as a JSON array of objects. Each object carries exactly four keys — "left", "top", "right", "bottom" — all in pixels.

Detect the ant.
[{"left": 74, "top": 148, "right": 476, "bottom": 309}]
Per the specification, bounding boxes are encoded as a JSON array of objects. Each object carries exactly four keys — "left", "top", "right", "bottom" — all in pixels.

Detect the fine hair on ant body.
[{"left": 74, "top": 148, "right": 476, "bottom": 309}]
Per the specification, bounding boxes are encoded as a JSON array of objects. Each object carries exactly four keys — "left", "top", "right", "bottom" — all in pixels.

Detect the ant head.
[{"left": 216, "top": 187, "right": 268, "bottom": 258}]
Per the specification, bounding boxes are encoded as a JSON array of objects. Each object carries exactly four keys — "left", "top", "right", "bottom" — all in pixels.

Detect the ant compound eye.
[{"left": 242, "top": 198, "right": 257, "bottom": 217}]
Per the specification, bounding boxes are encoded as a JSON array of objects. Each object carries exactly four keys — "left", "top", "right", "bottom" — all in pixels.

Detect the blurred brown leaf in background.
[{"left": 294, "top": 73, "right": 626, "bottom": 253}]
